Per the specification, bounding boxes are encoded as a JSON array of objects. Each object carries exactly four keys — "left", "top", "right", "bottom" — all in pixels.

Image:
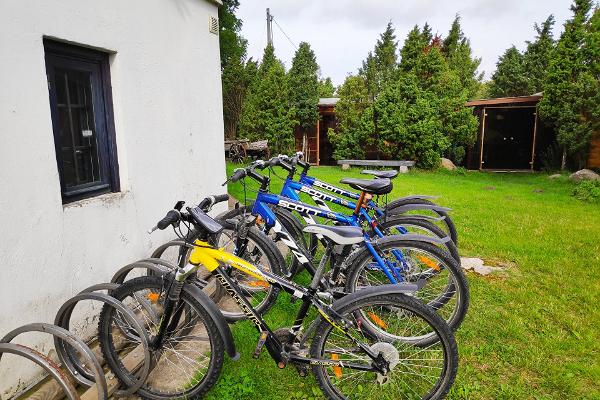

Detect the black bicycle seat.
[
  {"left": 361, "top": 169, "right": 398, "bottom": 179},
  {"left": 339, "top": 178, "right": 393, "bottom": 195}
]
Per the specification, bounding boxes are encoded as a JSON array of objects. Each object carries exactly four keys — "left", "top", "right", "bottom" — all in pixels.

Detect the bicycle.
[
  {"left": 262, "top": 154, "right": 459, "bottom": 263},
  {"left": 218, "top": 162, "right": 469, "bottom": 335},
  {"left": 98, "top": 195, "right": 459, "bottom": 399}
]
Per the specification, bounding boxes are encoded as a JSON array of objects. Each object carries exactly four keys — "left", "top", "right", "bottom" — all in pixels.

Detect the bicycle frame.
[
  {"left": 186, "top": 240, "right": 382, "bottom": 370},
  {"left": 251, "top": 190, "right": 403, "bottom": 283}
]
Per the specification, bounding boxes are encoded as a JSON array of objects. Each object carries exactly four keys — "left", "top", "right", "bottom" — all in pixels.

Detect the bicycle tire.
[
  {"left": 98, "top": 276, "right": 224, "bottom": 400},
  {"left": 384, "top": 198, "right": 458, "bottom": 245},
  {"left": 310, "top": 292, "right": 458, "bottom": 400},
  {"left": 344, "top": 238, "right": 469, "bottom": 338},
  {"left": 375, "top": 216, "right": 460, "bottom": 263}
]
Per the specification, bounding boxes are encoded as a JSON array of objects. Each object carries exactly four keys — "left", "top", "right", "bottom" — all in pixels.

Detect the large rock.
[
  {"left": 440, "top": 157, "right": 456, "bottom": 170},
  {"left": 569, "top": 169, "right": 600, "bottom": 182}
]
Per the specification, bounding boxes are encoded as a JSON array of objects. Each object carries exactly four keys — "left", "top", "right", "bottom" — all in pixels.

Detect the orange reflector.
[
  {"left": 367, "top": 311, "right": 388, "bottom": 329},
  {"left": 331, "top": 353, "right": 342, "bottom": 378},
  {"left": 417, "top": 255, "right": 441, "bottom": 271},
  {"left": 248, "top": 280, "right": 269, "bottom": 288},
  {"left": 147, "top": 292, "right": 160, "bottom": 303}
]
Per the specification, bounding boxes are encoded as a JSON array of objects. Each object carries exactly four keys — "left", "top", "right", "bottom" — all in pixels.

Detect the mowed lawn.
[{"left": 207, "top": 164, "right": 600, "bottom": 400}]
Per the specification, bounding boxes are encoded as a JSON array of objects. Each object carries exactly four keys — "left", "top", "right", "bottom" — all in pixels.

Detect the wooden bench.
[{"left": 337, "top": 159, "right": 415, "bottom": 172}]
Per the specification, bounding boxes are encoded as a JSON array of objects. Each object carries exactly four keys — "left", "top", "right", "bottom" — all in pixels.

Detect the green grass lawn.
[{"left": 207, "top": 164, "right": 600, "bottom": 400}]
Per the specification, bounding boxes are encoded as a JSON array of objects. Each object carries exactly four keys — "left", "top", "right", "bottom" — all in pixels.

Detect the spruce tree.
[
  {"left": 489, "top": 46, "right": 529, "bottom": 97},
  {"left": 328, "top": 76, "right": 371, "bottom": 159},
  {"left": 288, "top": 42, "right": 320, "bottom": 155},
  {"left": 522, "top": 15, "right": 556, "bottom": 93},
  {"left": 539, "top": 0, "right": 595, "bottom": 169},
  {"left": 318, "top": 77, "right": 335, "bottom": 97},
  {"left": 238, "top": 44, "right": 296, "bottom": 154},
  {"left": 399, "top": 25, "right": 427, "bottom": 72}
]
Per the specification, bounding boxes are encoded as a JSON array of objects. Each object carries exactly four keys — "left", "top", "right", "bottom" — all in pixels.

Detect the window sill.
[{"left": 62, "top": 190, "right": 129, "bottom": 210}]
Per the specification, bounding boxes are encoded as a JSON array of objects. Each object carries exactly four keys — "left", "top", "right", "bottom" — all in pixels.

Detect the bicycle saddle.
[
  {"left": 302, "top": 224, "right": 364, "bottom": 245},
  {"left": 339, "top": 177, "right": 393, "bottom": 195},
  {"left": 361, "top": 169, "right": 398, "bottom": 179}
]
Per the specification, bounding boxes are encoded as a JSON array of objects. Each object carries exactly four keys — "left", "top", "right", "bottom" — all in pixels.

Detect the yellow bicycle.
[{"left": 98, "top": 195, "right": 458, "bottom": 400}]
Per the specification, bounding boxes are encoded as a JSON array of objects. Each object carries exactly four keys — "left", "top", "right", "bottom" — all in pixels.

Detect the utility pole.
[{"left": 266, "top": 8, "right": 273, "bottom": 46}]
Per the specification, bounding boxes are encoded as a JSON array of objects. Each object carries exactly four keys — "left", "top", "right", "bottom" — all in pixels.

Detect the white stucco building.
[{"left": 0, "top": 0, "right": 225, "bottom": 395}]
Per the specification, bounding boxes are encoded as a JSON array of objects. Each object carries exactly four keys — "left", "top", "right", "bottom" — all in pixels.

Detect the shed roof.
[
  {"left": 319, "top": 97, "right": 339, "bottom": 106},
  {"left": 465, "top": 93, "right": 543, "bottom": 107}
]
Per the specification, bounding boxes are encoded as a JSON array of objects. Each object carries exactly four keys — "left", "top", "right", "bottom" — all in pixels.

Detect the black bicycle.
[{"left": 98, "top": 195, "right": 458, "bottom": 400}]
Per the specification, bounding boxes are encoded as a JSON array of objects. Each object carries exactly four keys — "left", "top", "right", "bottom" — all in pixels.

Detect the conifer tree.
[
  {"left": 488, "top": 46, "right": 529, "bottom": 97},
  {"left": 539, "top": 0, "right": 595, "bottom": 169},
  {"left": 522, "top": 15, "right": 556, "bottom": 93},
  {"left": 238, "top": 44, "right": 296, "bottom": 154},
  {"left": 318, "top": 77, "right": 335, "bottom": 97}
]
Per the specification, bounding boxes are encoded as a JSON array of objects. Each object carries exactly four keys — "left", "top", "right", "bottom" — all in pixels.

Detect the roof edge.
[{"left": 465, "top": 93, "right": 543, "bottom": 107}]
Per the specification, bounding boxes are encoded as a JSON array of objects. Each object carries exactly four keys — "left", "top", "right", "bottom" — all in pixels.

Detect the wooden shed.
[
  {"left": 294, "top": 98, "right": 338, "bottom": 165},
  {"left": 465, "top": 93, "right": 600, "bottom": 170},
  {"left": 465, "top": 93, "right": 551, "bottom": 170}
]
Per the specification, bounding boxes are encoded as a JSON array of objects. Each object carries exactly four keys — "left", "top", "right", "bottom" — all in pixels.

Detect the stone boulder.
[
  {"left": 440, "top": 158, "right": 456, "bottom": 171},
  {"left": 569, "top": 169, "right": 600, "bottom": 182},
  {"left": 548, "top": 174, "right": 562, "bottom": 179}
]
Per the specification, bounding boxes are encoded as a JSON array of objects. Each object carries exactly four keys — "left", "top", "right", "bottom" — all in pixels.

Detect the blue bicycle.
[
  {"left": 221, "top": 160, "right": 469, "bottom": 335},
  {"left": 266, "top": 154, "right": 459, "bottom": 263}
]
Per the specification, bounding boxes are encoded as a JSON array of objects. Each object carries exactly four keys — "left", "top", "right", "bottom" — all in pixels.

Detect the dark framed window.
[{"left": 44, "top": 39, "right": 119, "bottom": 203}]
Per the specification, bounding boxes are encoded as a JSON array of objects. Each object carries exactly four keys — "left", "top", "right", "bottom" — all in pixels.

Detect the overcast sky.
[{"left": 237, "top": 0, "right": 575, "bottom": 87}]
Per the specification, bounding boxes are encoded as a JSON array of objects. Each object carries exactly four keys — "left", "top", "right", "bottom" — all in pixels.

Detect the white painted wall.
[{"left": 0, "top": 0, "right": 225, "bottom": 394}]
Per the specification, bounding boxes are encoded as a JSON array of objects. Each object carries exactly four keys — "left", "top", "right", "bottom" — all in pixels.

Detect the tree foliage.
[
  {"left": 238, "top": 45, "right": 296, "bottom": 154},
  {"left": 489, "top": 15, "right": 556, "bottom": 97},
  {"left": 331, "top": 20, "right": 479, "bottom": 167},
  {"left": 539, "top": 0, "right": 598, "bottom": 168},
  {"left": 288, "top": 42, "right": 320, "bottom": 130},
  {"left": 488, "top": 46, "right": 530, "bottom": 97},
  {"left": 328, "top": 76, "right": 372, "bottom": 159},
  {"left": 218, "top": 0, "right": 247, "bottom": 70},
  {"left": 318, "top": 77, "right": 335, "bottom": 97}
]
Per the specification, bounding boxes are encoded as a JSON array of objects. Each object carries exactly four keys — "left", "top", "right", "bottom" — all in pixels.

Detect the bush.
[{"left": 572, "top": 180, "right": 600, "bottom": 202}]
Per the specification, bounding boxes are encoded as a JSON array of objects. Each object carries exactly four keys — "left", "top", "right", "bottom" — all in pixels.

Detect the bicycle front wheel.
[
  {"left": 98, "top": 276, "right": 224, "bottom": 400},
  {"left": 310, "top": 292, "right": 458, "bottom": 400}
]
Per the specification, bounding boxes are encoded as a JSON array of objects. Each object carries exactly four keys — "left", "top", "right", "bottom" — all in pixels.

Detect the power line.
[{"left": 272, "top": 17, "right": 297, "bottom": 49}]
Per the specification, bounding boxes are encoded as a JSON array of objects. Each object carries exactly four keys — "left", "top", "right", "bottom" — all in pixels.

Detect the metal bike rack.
[
  {"left": 54, "top": 283, "right": 152, "bottom": 397},
  {"left": 0, "top": 323, "right": 104, "bottom": 400},
  {"left": 0, "top": 342, "right": 80, "bottom": 400},
  {"left": 1, "top": 258, "right": 182, "bottom": 399},
  {"left": 110, "top": 259, "right": 174, "bottom": 284}
]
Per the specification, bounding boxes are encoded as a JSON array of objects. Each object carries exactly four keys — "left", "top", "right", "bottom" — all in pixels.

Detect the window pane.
[{"left": 53, "top": 67, "right": 102, "bottom": 188}]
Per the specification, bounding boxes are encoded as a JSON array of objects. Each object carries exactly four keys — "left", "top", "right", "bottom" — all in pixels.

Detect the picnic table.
[{"left": 225, "top": 139, "right": 269, "bottom": 163}]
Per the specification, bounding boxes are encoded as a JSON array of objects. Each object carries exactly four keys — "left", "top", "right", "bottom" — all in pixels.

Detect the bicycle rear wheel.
[{"left": 310, "top": 293, "right": 458, "bottom": 400}]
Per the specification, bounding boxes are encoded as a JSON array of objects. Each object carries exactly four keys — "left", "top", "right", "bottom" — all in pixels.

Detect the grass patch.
[{"left": 206, "top": 164, "right": 600, "bottom": 400}]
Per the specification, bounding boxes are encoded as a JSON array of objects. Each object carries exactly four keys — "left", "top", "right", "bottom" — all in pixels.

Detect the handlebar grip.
[
  {"left": 198, "top": 193, "right": 229, "bottom": 211},
  {"left": 157, "top": 210, "right": 180, "bottom": 230},
  {"left": 229, "top": 168, "right": 247, "bottom": 183},
  {"left": 214, "top": 193, "right": 229, "bottom": 203}
]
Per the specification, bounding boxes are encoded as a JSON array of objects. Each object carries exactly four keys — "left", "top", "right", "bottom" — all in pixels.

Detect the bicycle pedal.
[{"left": 253, "top": 331, "right": 269, "bottom": 359}]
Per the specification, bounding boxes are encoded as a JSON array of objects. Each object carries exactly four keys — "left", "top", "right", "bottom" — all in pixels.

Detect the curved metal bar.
[
  {"left": 110, "top": 261, "right": 170, "bottom": 284},
  {"left": 150, "top": 240, "right": 193, "bottom": 259},
  {"left": 136, "top": 257, "right": 180, "bottom": 270},
  {"left": 0, "top": 323, "right": 106, "bottom": 400},
  {"left": 0, "top": 343, "right": 80, "bottom": 400},
  {"left": 54, "top": 291, "right": 152, "bottom": 396}
]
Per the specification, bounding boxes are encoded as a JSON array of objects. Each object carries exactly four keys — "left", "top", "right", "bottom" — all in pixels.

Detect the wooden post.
[
  {"left": 530, "top": 109, "right": 538, "bottom": 171},
  {"left": 316, "top": 118, "right": 320, "bottom": 166},
  {"left": 479, "top": 107, "right": 487, "bottom": 170}
]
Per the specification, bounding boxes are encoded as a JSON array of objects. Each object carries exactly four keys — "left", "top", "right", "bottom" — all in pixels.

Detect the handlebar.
[{"left": 148, "top": 194, "right": 229, "bottom": 234}]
